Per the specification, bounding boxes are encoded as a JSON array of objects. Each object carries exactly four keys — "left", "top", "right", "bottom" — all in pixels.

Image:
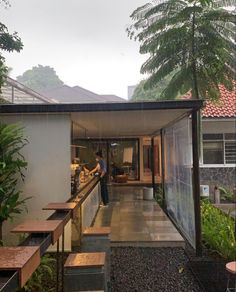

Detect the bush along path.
[{"left": 110, "top": 247, "right": 202, "bottom": 292}]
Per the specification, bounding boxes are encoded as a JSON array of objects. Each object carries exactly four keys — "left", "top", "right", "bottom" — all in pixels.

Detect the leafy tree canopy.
[
  {"left": 0, "top": 21, "right": 23, "bottom": 90},
  {"left": 132, "top": 72, "right": 175, "bottom": 101},
  {"left": 128, "top": 0, "right": 236, "bottom": 101},
  {"left": 17, "top": 65, "right": 64, "bottom": 92}
]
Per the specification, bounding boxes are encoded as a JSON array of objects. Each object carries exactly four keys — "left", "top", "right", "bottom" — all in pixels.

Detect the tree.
[
  {"left": 0, "top": 22, "right": 23, "bottom": 91},
  {"left": 17, "top": 65, "right": 64, "bottom": 92},
  {"left": 132, "top": 72, "right": 175, "bottom": 101},
  {"left": 128, "top": 0, "right": 235, "bottom": 101},
  {"left": 0, "top": 124, "right": 30, "bottom": 241}
]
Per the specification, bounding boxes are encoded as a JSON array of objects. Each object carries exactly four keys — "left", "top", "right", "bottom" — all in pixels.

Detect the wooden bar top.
[
  {"left": 83, "top": 227, "right": 111, "bottom": 236},
  {"left": 43, "top": 202, "right": 77, "bottom": 210},
  {"left": 11, "top": 220, "right": 64, "bottom": 244},
  {"left": 0, "top": 246, "right": 40, "bottom": 287},
  {"left": 43, "top": 202, "right": 79, "bottom": 219},
  {"left": 64, "top": 252, "right": 106, "bottom": 268}
]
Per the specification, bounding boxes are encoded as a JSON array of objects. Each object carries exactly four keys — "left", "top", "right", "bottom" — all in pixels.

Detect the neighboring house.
[
  {"left": 1, "top": 76, "right": 56, "bottom": 104},
  {"left": 41, "top": 84, "right": 125, "bottom": 103},
  {"left": 201, "top": 85, "right": 236, "bottom": 191}
]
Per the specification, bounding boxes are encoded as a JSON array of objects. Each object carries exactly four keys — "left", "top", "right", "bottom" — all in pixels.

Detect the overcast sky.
[{"left": 1, "top": 0, "right": 148, "bottom": 98}]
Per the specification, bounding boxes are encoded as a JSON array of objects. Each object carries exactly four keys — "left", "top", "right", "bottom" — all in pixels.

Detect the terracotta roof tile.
[
  {"left": 202, "top": 85, "right": 236, "bottom": 118},
  {"left": 181, "top": 85, "right": 236, "bottom": 118}
]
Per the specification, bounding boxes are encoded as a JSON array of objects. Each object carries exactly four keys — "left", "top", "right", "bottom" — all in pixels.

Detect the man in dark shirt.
[{"left": 90, "top": 151, "right": 109, "bottom": 206}]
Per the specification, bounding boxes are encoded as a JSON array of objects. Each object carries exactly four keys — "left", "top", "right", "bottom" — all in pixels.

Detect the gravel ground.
[{"left": 110, "top": 247, "right": 203, "bottom": 292}]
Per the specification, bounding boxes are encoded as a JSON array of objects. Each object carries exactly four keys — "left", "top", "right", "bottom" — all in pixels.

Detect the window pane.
[
  {"left": 203, "top": 133, "right": 223, "bottom": 140},
  {"left": 225, "top": 133, "right": 236, "bottom": 140},
  {"left": 225, "top": 142, "right": 236, "bottom": 164},
  {"left": 203, "top": 142, "right": 224, "bottom": 164}
]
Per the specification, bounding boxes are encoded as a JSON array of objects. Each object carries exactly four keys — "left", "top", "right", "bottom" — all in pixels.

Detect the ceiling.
[{"left": 71, "top": 108, "right": 191, "bottom": 138}]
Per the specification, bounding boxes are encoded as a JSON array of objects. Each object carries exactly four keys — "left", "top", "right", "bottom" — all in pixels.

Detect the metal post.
[
  {"left": 192, "top": 110, "right": 202, "bottom": 256},
  {"left": 160, "top": 129, "right": 166, "bottom": 210},
  {"left": 151, "top": 137, "right": 155, "bottom": 198},
  {"left": 61, "top": 228, "right": 65, "bottom": 292},
  {"left": 56, "top": 239, "right": 60, "bottom": 292}
]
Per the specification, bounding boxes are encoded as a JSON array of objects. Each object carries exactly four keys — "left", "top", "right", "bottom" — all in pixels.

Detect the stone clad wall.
[{"left": 200, "top": 167, "right": 236, "bottom": 190}]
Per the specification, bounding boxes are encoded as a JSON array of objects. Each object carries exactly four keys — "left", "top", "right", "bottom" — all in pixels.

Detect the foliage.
[
  {"left": 132, "top": 72, "right": 175, "bottom": 101},
  {"left": 0, "top": 97, "right": 9, "bottom": 104},
  {"left": 128, "top": 0, "right": 236, "bottom": 100},
  {"left": 0, "top": 123, "right": 30, "bottom": 240},
  {"left": 219, "top": 186, "right": 235, "bottom": 202},
  {"left": 201, "top": 200, "right": 236, "bottom": 260},
  {"left": 0, "top": 21, "right": 23, "bottom": 91},
  {"left": 17, "top": 254, "right": 56, "bottom": 292},
  {"left": 17, "top": 65, "right": 64, "bottom": 93}
]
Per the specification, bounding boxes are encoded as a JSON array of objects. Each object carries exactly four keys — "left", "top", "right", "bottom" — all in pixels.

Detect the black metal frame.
[
  {"left": 191, "top": 110, "right": 202, "bottom": 256},
  {"left": 0, "top": 100, "right": 204, "bottom": 114}
]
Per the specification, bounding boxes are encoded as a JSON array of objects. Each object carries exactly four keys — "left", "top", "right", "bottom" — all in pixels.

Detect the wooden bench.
[
  {"left": 64, "top": 252, "right": 107, "bottom": 292},
  {"left": 82, "top": 227, "right": 111, "bottom": 285}
]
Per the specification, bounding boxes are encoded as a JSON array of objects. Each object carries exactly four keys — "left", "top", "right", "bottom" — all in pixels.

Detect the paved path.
[{"left": 93, "top": 186, "right": 184, "bottom": 247}]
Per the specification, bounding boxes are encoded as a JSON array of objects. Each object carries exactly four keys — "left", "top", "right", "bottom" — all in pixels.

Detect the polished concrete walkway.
[{"left": 93, "top": 186, "right": 184, "bottom": 247}]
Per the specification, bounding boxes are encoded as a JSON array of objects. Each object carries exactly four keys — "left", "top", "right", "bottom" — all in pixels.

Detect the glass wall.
[
  {"left": 72, "top": 139, "right": 139, "bottom": 180},
  {"left": 164, "top": 116, "right": 196, "bottom": 248},
  {"left": 109, "top": 139, "right": 139, "bottom": 180}
]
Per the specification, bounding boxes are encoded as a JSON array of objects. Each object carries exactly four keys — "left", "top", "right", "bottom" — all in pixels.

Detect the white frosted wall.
[
  {"left": 0, "top": 114, "right": 71, "bottom": 250},
  {"left": 202, "top": 120, "right": 236, "bottom": 133}
]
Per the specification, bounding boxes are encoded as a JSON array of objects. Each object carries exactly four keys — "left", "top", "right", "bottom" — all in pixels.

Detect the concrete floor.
[{"left": 93, "top": 186, "right": 184, "bottom": 247}]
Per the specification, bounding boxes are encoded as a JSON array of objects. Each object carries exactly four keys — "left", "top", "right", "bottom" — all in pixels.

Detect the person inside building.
[{"left": 90, "top": 151, "right": 109, "bottom": 206}]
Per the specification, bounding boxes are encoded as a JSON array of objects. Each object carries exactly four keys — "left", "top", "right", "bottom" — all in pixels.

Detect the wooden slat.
[
  {"left": 64, "top": 252, "right": 106, "bottom": 268},
  {"left": 83, "top": 227, "right": 111, "bottom": 236},
  {"left": 0, "top": 246, "right": 40, "bottom": 287},
  {"left": 11, "top": 220, "right": 64, "bottom": 244}
]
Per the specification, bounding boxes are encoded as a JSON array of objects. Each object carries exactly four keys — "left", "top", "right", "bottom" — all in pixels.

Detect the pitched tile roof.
[
  {"left": 181, "top": 84, "right": 236, "bottom": 118},
  {"left": 202, "top": 85, "right": 236, "bottom": 118},
  {"left": 41, "top": 85, "right": 125, "bottom": 103}
]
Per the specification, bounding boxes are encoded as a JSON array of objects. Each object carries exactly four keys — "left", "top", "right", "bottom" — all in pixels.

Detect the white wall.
[
  {"left": 202, "top": 119, "right": 236, "bottom": 134},
  {"left": 0, "top": 114, "right": 71, "bottom": 249}
]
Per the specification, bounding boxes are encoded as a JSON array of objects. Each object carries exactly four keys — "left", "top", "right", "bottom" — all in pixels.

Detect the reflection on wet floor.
[{"left": 93, "top": 186, "right": 184, "bottom": 247}]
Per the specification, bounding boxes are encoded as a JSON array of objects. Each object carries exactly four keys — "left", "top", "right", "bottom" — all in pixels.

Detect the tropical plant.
[
  {"left": 0, "top": 123, "right": 30, "bottom": 241},
  {"left": 219, "top": 186, "right": 235, "bottom": 202},
  {"left": 17, "top": 254, "right": 56, "bottom": 292},
  {"left": 201, "top": 200, "right": 236, "bottom": 260},
  {"left": 128, "top": 0, "right": 236, "bottom": 101},
  {"left": 17, "top": 65, "right": 64, "bottom": 93}
]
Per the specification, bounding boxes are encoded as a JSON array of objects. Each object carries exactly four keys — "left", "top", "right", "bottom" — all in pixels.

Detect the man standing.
[{"left": 90, "top": 151, "right": 109, "bottom": 206}]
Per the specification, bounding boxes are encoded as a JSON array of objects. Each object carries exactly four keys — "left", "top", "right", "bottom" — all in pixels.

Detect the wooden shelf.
[
  {"left": 11, "top": 220, "right": 64, "bottom": 244},
  {"left": 64, "top": 252, "right": 106, "bottom": 269},
  {"left": 83, "top": 227, "right": 111, "bottom": 236},
  {"left": 0, "top": 246, "right": 40, "bottom": 287},
  {"left": 43, "top": 202, "right": 79, "bottom": 219}
]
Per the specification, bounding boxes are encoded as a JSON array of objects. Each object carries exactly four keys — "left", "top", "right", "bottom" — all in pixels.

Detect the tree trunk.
[
  {"left": 191, "top": 4, "right": 202, "bottom": 160},
  {"left": 191, "top": 4, "right": 199, "bottom": 100}
]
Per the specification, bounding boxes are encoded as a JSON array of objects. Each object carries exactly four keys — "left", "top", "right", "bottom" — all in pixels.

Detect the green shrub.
[
  {"left": 201, "top": 200, "right": 236, "bottom": 260},
  {"left": 219, "top": 186, "right": 234, "bottom": 202},
  {"left": 17, "top": 254, "right": 56, "bottom": 292}
]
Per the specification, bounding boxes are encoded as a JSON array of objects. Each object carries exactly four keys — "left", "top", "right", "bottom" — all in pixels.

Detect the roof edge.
[{"left": 0, "top": 99, "right": 204, "bottom": 114}]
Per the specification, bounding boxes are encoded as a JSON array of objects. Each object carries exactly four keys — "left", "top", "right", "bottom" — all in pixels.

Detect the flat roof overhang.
[{"left": 0, "top": 100, "right": 204, "bottom": 138}]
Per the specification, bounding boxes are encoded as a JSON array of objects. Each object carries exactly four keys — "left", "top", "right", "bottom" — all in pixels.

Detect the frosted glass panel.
[{"left": 164, "top": 116, "right": 195, "bottom": 248}]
